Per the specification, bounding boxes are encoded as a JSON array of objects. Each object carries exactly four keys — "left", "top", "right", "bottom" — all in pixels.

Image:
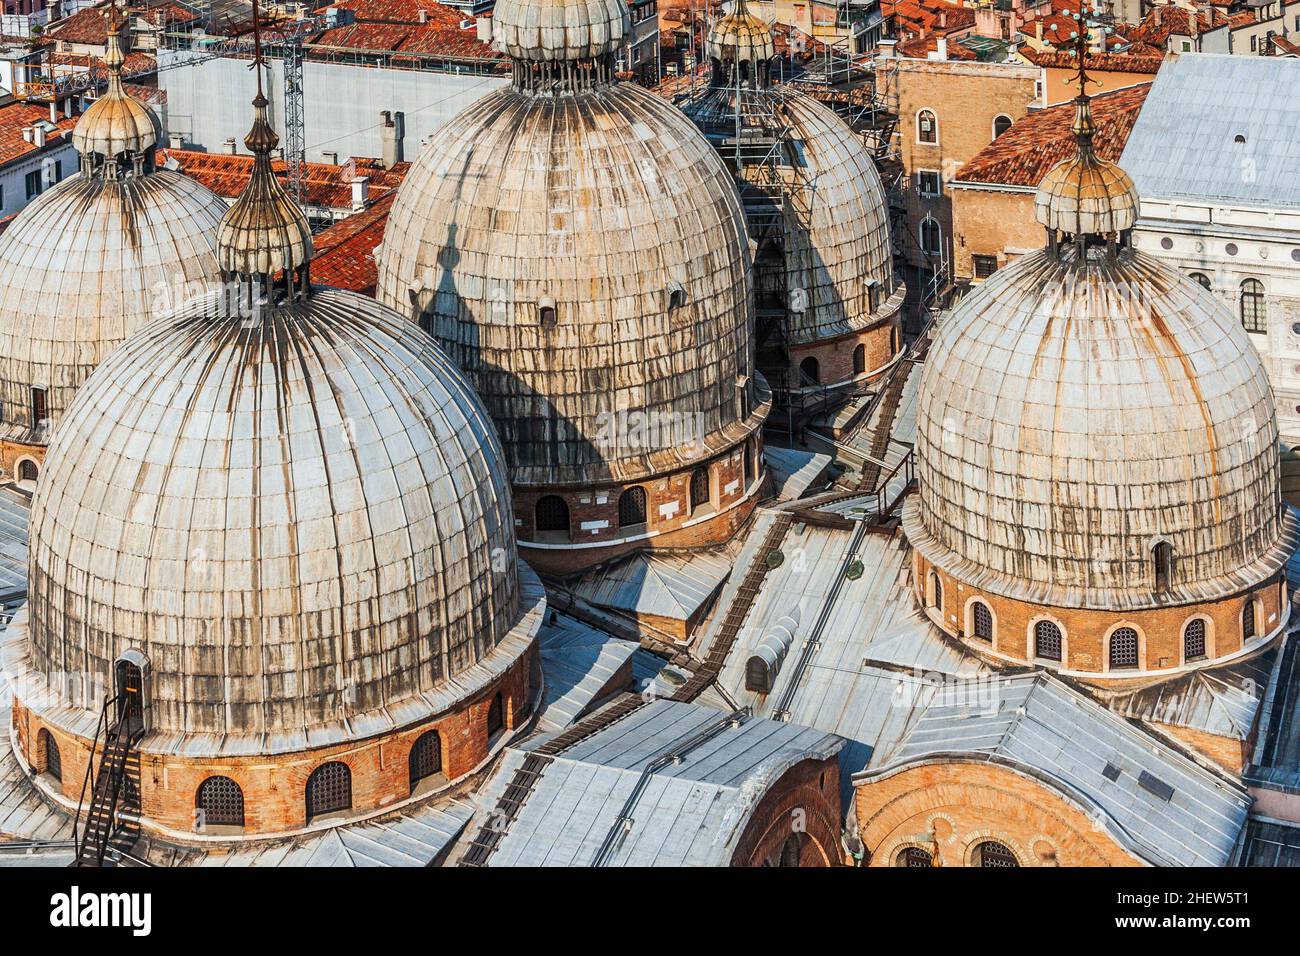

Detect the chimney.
[
  {"left": 1035, "top": 19, "right": 1042, "bottom": 42},
  {"left": 939, "top": 11, "right": 947, "bottom": 27},
  {"left": 32, "top": 124, "right": 46, "bottom": 148},
  {"left": 937, "top": 36, "right": 948, "bottom": 59},
  {"left": 21, "top": 127, "right": 32, "bottom": 144},
  {"left": 224, "top": 137, "right": 237, "bottom": 154},
  {"left": 49, "top": 100, "right": 58, "bottom": 124},
  {"left": 351, "top": 175, "right": 370, "bottom": 211},
  {"left": 168, "top": 131, "right": 184, "bottom": 149},
  {"left": 417, "top": 8, "right": 427, "bottom": 23},
  {"left": 380, "top": 110, "right": 404, "bottom": 168},
  {"left": 322, "top": 149, "right": 339, "bottom": 165},
  {"left": 476, "top": 16, "right": 491, "bottom": 42},
  {"left": 877, "top": 38, "right": 897, "bottom": 58}
]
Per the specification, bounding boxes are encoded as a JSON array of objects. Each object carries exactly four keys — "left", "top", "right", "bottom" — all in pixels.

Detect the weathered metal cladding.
[
  {"left": 707, "top": 10, "right": 776, "bottom": 65},
  {"left": 71, "top": 86, "right": 160, "bottom": 161},
  {"left": 492, "top": 0, "right": 629, "bottom": 62},
  {"left": 1035, "top": 153, "right": 1138, "bottom": 237},
  {"left": 0, "top": 171, "right": 226, "bottom": 437},
  {"left": 26, "top": 288, "right": 523, "bottom": 737},
  {"left": 376, "top": 82, "right": 757, "bottom": 487},
  {"left": 911, "top": 245, "right": 1287, "bottom": 609}
]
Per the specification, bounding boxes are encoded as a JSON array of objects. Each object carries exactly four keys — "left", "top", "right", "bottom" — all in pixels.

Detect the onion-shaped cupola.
[
  {"left": 707, "top": 0, "right": 777, "bottom": 88},
  {"left": 0, "top": 1, "right": 225, "bottom": 455},
  {"left": 904, "top": 55, "right": 1296, "bottom": 678},
  {"left": 71, "top": 4, "right": 160, "bottom": 177}
]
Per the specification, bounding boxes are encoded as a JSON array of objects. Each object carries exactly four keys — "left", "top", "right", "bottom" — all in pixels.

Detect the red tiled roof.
[
  {"left": 1273, "top": 34, "right": 1300, "bottom": 56},
  {"left": 325, "top": 0, "right": 465, "bottom": 27},
  {"left": 311, "top": 191, "right": 397, "bottom": 294},
  {"left": 0, "top": 100, "right": 78, "bottom": 167},
  {"left": 307, "top": 0, "right": 500, "bottom": 60},
  {"left": 1019, "top": 47, "right": 1165, "bottom": 74},
  {"left": 1130, "top": 5, "right": 1251, "bottom": 46},
  {"left": 45, "top": 5, "right": 111, "bottom": 45},
  {"left": 49, "top": 50, "right": 157, "bottom": 80},
  {"left": 157, "top": 149, "right": 410, "bottom": 210},
  {"left": 896, "top": 33, "right": 977, "bottom": 60},
  {"left": 885, "top": 0, "right": 976, "bottom": 37},
  {"left": 954, "top": 82, "right": 1151, "bottom": 188}
]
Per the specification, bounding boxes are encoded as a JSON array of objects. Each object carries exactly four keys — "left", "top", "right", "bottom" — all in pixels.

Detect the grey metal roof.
[
  {"left": 1236, "top": 817, "right": 1300, "bottom": 867},
  {"left": 765, "top": 445, "right": 832, "bottom": 501},
  {"left": 569, "top": 550, "right": 731, "bottom": 623},
  {"left": 1119, "top": 54, "right": 1300, "bottom": 209},
  {"left": 474, "top": 700, "right": 843, "bottom": 866},
  {"left": 1246, "top": 631, "right": 1300, "bottom": 791},
  {"left": 0, "top": 487, "right": 28, "bottom": 600},
  {"left": 536, "top": 613, "right": 639, "bottom": 732},
  {"left": 863, "top": 672, "right": 1252, "bottom": 867},
  {"left": 1108, "top": 649, "right": 1274, "bottom": 741},
  {"left": 0, "top": 704, "right": 72, "bottom": 844}
]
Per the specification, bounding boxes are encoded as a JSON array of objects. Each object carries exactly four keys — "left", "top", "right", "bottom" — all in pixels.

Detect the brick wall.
[
  {"left": 948, "top": 186, "right": 1040, "bottom": 282},
  {"left": 788, "top": 311, "right": 901, "bottom": 390},
  {"left": 730, "top": 755, "right": 844, "bottom": 867},
  {"left": 855, "top": 761, "right": 1144, "bottom": 867}
]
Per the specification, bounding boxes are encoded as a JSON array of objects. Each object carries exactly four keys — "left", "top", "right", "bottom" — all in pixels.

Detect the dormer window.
[
  {"left": 667, "top": 281, "right": 687, "bottom": 312},
  {"left": 1152, "top": 540, "right": 1173, "bottom": 591},
  {"left": 538, "top": 297, "right": 557, "bottom": 329}
]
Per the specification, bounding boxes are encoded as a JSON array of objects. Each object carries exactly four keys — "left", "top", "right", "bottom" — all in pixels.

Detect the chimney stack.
[
  {"left": 224, "top": 137, "right": 237, "bottom": 154},
  {"left": 49, "top": 100, "right": 58, "bottom": 124},
  {"left": 937, "top": 36, "right": 948, "bottom": 59},
  {"left": 32, "top": 125, "right": 46, "bottom": 148},
  {"left": 380, "top": 110, "right": 404, "bottom": 168},
  {"left": 351, "top": 175, "right": 370, "bottom": 211},
  {"left": 21, "top": 127, "right": 33, "bottom": 144}
]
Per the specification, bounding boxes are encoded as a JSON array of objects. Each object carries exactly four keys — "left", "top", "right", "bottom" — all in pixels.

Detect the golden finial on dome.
[
  {"left": 215, "top": 0, "right": 312, "bottom": 302},
  {"left": 71, "top": 0, "right": 161, "bottom": 173},
  {"left": 1033, "top": 4, "right": 1138, "bottom": 253}
]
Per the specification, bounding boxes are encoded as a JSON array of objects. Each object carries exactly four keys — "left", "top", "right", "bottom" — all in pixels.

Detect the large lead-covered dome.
[
  {"left": 376, "top": 0, "right": 756, "bottom": 488},
  {"left": 0, "top": 12, "right": 225, "bottom": 441},
  {"left": 908, "top": 98, "right": 1291, "bottom": 610}
]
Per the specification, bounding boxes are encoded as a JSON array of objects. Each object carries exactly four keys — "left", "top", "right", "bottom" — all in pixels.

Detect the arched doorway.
[
  {"left": 799, "top": 356, "right": 820, "bottom": 385},
  {"left": 113, "top": 653, "right": 147, "bottom": 737}
]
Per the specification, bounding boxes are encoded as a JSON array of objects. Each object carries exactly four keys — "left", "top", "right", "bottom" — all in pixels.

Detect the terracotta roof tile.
[
  {"left": 0, "top": 100, "right": 78, "bottom": 167},
  {"left": 310, "top": 190, "right": 397, "bottom": 294},
  {"left": 896, "top": 33, "right": 977, "bottom": 59},
  {"left": 884, "top": 0, "right": 976, "bottom": 36},
  {"left": 158, "top": 148, "right": 409, "bottom": 210},
  {"left": 1019, "top": 47, "right": 1165, "bottom": 74},
  {"left": 954, "top": 82, "right": 1151, "bottom": 188}
]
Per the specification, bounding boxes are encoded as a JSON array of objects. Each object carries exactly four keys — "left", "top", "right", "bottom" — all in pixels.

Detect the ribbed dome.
[
  {"left": 27, "top": 287, "right": 527, "bottom": 738},
  {"left": 492, "top": 0, "right": 628, "bottom": 61},
  {"left": 376, "top": 81, "right": 757, "bottom": 487},
  {"left": 71, "top": 10, "right": 158, "bottom": 161},
  {"left": 906, "top": 244, "right": 1292, "bottom": 610},
  {"left": 707, "top": 0, "right": 776, "bottom": 65},
  {"left": 0, "top": 171, "right": 226, "bottom": 438},
  {"left": 1035, "top": 97, "right": 1138, "bottom": 239}
]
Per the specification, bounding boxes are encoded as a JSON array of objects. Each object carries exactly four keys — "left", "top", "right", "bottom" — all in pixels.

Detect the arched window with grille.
[
  {"left": 799, "top": 356, "right": 820, "bottom": 385},
  {"left": 1188, "top": 271, "right": 1211, "bottom": 290},
  {"left": 744, "top": 439, "right": 754, "bottom": 486},
  {"left": 1243, "top": 600, "right": 1257, "bottom": 641},
  {"left": 534, "top": 495, "right": 570, "bottom": 541},
  {"left": 618, "top": 486, "right": 647, "bottom": 529},
  {"left": 853, "top": 344, "right": 866, "bottom": 376},
  {"left": 487, "top": 692, "right": 505, "bottom": 740},
  {"left": 1034, "top": 620, "right": 1063, "bottom": 661},
  {"left": 916, "top": 109, "right": 938, "bottom": 144},
  {"left": 689, "top": 467, "right": 710, "bottom": 510},
  {"left": 197, "top": 775, "right": 245, "bottom": 828},
  {"left": 1184, "top": 618, "right": 1207, "bottom": 662},
  {"left": 39, "top": 729, "right": 60, "bottom": 783},
  {"left": 1152, "top": 541, "right": 1173, "bottom": 591},
  {"left": 1109, "top": 627, "right": 1140, "bottom": 670},
  {"left": 929, "top": 572, "right": 942, "bottom": 612},
  {"left": 971, "top": 600, "right": 993, "bottom": 642},
  {"left": 1240, "top": 278, "right": 1266, "bottom": 333},
  {"left": 897, "top": 846, "right": 933, "bottom": 867},
  {"left": 779, "top": 832, "right": 803, "bottom": 867},
  {"left": 305, "top": 762, "right": 352, "bottom": 822},
  {"left": 920, "top": 217, "right": 942, "bottom": 257},
  {"left": 408, "top": 729, "right": 443, "bottom": 794},
  {"left": 18, "top": 459, "right": 37, "bottom": 483},
  {"left": 972, "top": 841, "right": 1019, "bottom": 867}
]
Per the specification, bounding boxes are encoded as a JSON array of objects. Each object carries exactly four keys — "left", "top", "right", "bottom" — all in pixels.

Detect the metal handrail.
[{"left": 70, "top": 695, "right": 112, "bottom": 857}]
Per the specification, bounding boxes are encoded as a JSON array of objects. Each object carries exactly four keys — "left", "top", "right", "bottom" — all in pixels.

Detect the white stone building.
[{"left": 1121, "top": 53, "right": 1300, "bottom": 446}]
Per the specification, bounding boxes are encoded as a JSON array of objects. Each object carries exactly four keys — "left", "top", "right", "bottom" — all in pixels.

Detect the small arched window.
[
  {"left": 898, "top": 846, "right": 933, "bottom": 867},
  {"left": 929, "top": 572, "right": 943, "bottom": 612},
  {"left": 1243, "top": 600, "right": 1257, "bottom": 641},
  {"left": 538, "top": 303, "right": 557, "bottom": 329},
  {"left": 409, "top": 729, "right": 443, "bottom": 793},
  {"left": 1034, "top": 620, "right": 1062, "bottom": 662},
  {"left": 535, "top": 495, "right": 570, "bottom": 539},
  {"left": 618, "top": 486, "right": 647, "bottom": 529},
  {"left": 487, "top": 692, "right": 505, "bottom": 739},
  {"left": 196, "top": 775, "right": 245, "bottom": 828},
  {"left": 973, "top": 840, "right": 1019, "bottom": 867},
  {"left": 667, "top": 282, "right": 688, "bottom": 311},
  {"left": 920, "top": 217, "right": 942, "bottom": 257},
  {"left": 29, "top": 386, "right": 46, "bottom": 428},
  {"left": 1152, "top": 541, "right": 1173, "bottom": 591},
  {"left": 779, "top": 832, "right": 803, "bottom": 867},
  {"left": 1109, "top": 627, "right": 1139, "bottom": 670},
  {"left": 690, "top": 467, "right": 710, "bottom": 510},
  {"left": 992, "top": 114, "right": 1012, "bottom": 138},
  {"left": 39, "top": 729, "right": 61, "bottom": 783},
  {"left": 18, "top": 459, "right": 37, "bottom": 483},
  {"left": 1189, "top": 271, "right": 1211, "bottom": 290},
  {"left": 1184, "top": 618, "right": 1207, "bottom": 662},
  {"left": 744, "top": 439, "right": 754, "bottom": 486},
  {"left": 305, "top": 762, "right": 352, "bottom": 822},
  {"left": 916, "top": 109, "right": 938, "bottom": 144},
  {"left": 1240, "top": 278, "right": 1266, "bottom": 333},
  {"left": 799, "top": 356, "right": 820, "bottom": 384},
  {"left": 971, "top": 600, "right": 993, "bottom": 642},
  {"left": 853, "top": 344, "right": 866, "bottom": 376}
]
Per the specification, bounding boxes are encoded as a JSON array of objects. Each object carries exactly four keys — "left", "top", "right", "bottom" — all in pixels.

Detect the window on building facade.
[
  {"left": 689, "top": 466, "right": 710, "bottom": 510},
  {"left": 1240, "top": 278, "right": 1266, "bottom": 333},
  {"left": 39, "top": 729, "right": 60, "bottom": 782},
  {"left": 917, "top": 169, "right": 941, "bottom": 197},
  {"left": 929, "top": 572, "right": 942, "bottom": 611},
  {"left": 1189, "top": 272, "right": 1211, "bottom": 290},
  {"left": 1184, "top": 619, "right": 1207, "bottom": 662},
  {"left": 799, "top": 356, "right": 820, "bottom": 385},
  {"left": 916, "top": 109, "right": 938, "bottom": 144},
  {"left": 408, "top": 730, "right": 443, "bottom": 793},
  {"left": 487, "top": 692, "right": 505, "bottom": 739},
  {"left": 1243, "top": 601, "right": 1257, "bottom": 641},
  {"left": 535, "top": 495, "right": 570, "bottom": 538},
  {"left": 30, "top": 386, "right": 46, "bottom": 427},
  {"left": 618, "top": 486, "right": 647, "bottom": 529},
  {"left": 898, "top": 846, "right": 933, "bottom": 867},
  {"left": 197, "top": 776, "right": 245, "bottom": 828},
  {"left": 973, "top": 255, "right": 998, "bottom": 279},
  {"left": 971, "top": 601, "right": 993, "bottom": 641},
  {"left": 1153, "top": 541, "right": 1173, "bottom": 591},
  {"left": 853, "top": 344, "right": 866, "bottom": 376},
  {"left": 305, "top": 762, "right": 352, "bottom": 822},
  {"left": 993, "top": 114, "right": 1013, "bottom": 138},
  {"left": 973, "top": 841, "right": 1019, "bottom": 867},
  {"left": 921, "top": 218, "right": 942, "bottom": 257},
  {"left": 779, "top": 832, "right": 803, "bottom": 867},
  {"left": 1109, "top": 627, "right": 1139, "bottom": 670},
  {"left": 1034, "top": 620, "right": 1063, "bottom": 661},
  {"left": 24, "top": 169, "right": 42, "bottom": 200}
]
